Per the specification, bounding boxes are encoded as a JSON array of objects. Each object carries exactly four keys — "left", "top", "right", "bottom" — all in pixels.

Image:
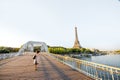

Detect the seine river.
[{"left": 80, "top": 54, "right": 120, "bottom": 68}]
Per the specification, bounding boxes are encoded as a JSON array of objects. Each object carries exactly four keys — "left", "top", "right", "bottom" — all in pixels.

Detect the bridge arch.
[{"left": 17, "top": 41, "right": 49, "bottom": 55}]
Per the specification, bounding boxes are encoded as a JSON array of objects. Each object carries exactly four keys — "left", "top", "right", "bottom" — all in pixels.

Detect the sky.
[{"left": 0, "top": 0, "right": 120, "bottom": 50}]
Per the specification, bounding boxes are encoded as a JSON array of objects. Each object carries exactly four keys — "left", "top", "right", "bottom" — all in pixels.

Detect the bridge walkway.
[{"left": 0, "top": 52, "right": 94, "bottom": 80}]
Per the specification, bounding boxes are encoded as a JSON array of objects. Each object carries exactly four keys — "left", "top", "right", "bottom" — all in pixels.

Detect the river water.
[{"left": 80, "top": 54, "right": 120, "bottom": 68}]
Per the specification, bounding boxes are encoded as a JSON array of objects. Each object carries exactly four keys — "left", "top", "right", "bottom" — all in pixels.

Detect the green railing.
[{"left": 49, "top": 53, "right": 120, "bottom": 80}]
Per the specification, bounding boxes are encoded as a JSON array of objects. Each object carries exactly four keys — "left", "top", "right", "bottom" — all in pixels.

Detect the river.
[{"left": 80, "top": 54, "right": 120, "bottom": 68}]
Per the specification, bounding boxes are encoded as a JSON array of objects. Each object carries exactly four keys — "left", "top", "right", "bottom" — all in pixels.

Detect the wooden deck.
[{"left": 0, "top": 53, "right": 94, "bottom": 80}]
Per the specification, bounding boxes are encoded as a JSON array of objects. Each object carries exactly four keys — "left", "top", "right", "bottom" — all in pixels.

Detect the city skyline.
[{"left": 0, "top": 0, "right": 120, "bottom": 50}]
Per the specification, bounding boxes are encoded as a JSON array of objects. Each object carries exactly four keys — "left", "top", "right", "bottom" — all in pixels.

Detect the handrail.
[
  {"left": 49, "top": 53, "right": 120, "bottom": 80},
  {"left": 0, "top": 52, "right": 18, "bottom": 60}
]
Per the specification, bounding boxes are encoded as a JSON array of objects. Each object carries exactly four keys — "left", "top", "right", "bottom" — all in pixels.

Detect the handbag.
[{"left": 33, "top": 55, "right": 36, "bottom": 59}]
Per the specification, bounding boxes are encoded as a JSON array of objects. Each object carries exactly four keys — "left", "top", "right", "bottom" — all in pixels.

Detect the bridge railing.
[
  {"left": 49, "top": 53, "right": 120, "bottom": 80},
  {"left": 0, "top": 52, "right": 18, "bottom": 60}
]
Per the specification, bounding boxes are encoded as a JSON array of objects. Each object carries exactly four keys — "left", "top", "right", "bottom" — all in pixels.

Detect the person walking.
[{"left": 33, "top": 50, "right": 40, "bottom": 70}]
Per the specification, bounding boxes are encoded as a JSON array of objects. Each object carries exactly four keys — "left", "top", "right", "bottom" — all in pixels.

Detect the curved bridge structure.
[{"left": 17, "top": 41, "right": 49, "bottom": 55}]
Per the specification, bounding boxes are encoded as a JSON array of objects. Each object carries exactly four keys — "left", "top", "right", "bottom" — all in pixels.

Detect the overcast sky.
[{"left": 0, "top": 0, "right": 120, "bottom": 50}]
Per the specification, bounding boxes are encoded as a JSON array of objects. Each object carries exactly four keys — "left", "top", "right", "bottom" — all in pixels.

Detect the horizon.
[
  {"left": 0, "top": 0, "right": 120, "bottom": 51},
  {"left": 0, "top": 40, "right": 119, "bottom": 51}
]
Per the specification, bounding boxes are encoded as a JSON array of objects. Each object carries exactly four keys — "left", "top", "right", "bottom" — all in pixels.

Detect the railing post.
[
  {"left": 110, "top": 68, "right": 114, "bottom": 80},
  {"left": 85, "top": 62, "right": 88, "bottom": 75},
  {"left": 95, "top": 65, "right": 99, "bottom": 79},
  {"left": 115, "top": 70, "right": 119, "bottom": 80},
  {"left": 106, "top": 68, "right": 110, "bottom": 80}
]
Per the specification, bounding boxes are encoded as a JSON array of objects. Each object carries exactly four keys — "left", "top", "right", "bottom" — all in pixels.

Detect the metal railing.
[
  {"left": 0, "top": 52, "right": 18, "bottom": 60},
  {"left": 49, "top": 53, "right": 120, "bottom": 80}
]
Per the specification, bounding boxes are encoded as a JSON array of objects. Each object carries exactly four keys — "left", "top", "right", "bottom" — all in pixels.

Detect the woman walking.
[{"left": 33, "top": 50, "right": 40, "bottom": 70}]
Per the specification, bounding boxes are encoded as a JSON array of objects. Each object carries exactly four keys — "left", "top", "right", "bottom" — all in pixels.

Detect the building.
[{"left": 73, "top": 27, "right": 82, "bottom": 48}]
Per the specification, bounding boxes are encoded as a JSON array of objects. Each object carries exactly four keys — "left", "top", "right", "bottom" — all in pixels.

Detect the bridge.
[
  {"left": 0, "top": 52, "right": 94, "bottom": 80},
  {"left": 0, "top": 41, "right": 120, "bottom": 80}
]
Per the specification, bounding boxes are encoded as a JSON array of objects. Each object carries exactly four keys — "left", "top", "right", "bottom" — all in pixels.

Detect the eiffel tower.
[{"left": 73, "top": 27, "right": 82, "bottom": 48}]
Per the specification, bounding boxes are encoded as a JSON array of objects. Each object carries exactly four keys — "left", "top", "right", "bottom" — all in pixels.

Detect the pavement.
[{"left": 0, "top": 52, "right": 94, "bottom": 80}]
